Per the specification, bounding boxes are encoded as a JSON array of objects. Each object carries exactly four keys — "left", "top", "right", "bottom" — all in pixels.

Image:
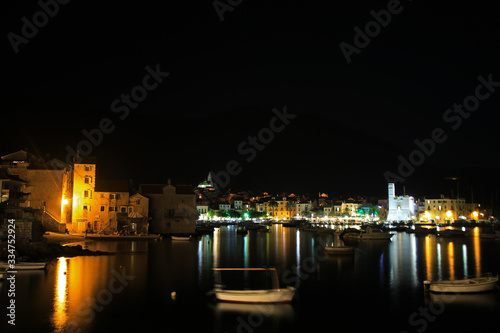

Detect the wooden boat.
[
  {"left": 324, "top": 246, "right": 354, "bottom": 255},
  {"left": 424, "top": 275, "right": 499, "bottom": 293},
  {"left": 0, "top": 261, "right": 47, "bottom": 270},
  {"left": 213, "top": 268, "right": 295, "bottom": 303},
  {"left": 171, "top": 235, "right": 192, "bottom": 241},
  {"left": 343, "top": 227, "right": 393, "bottom": 240}
]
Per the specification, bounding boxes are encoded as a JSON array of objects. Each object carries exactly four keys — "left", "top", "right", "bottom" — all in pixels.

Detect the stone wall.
[{"left": 15, "top": 220, "right": 43, "bottom": 242}]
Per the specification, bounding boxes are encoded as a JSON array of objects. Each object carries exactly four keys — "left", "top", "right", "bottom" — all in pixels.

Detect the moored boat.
[
  {"left": 0, "top": 261, "right": 47, "bottom": 270},
  {"left": 424, "top": 275, "right": 499, "bottom": 293},
  {"left": 213, "top": 268, "right": 295, "bottom": 303},
  {"left": 324, "top": 246, "right": 354, "bottom": 255},
  {"left": 171, "top": 235, "right": 192, "bottom": 241},
  {"left": 343, "top": 227, "right": 393, "bottom": 240},
  {"left": 437, "top": 228, "right": 466, "bottom": 237}
]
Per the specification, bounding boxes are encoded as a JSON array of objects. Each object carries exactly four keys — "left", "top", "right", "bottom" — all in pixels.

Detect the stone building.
[
  {"left": 1, "top": 150, "right": 71, "bottom": 232},
  {"left": 387, "top": 183, "right": 416, "bottom": 222},
  {"left": 140, "top": 179, "right": 196, "bottom": 235},
  {"left": 71, "top": 158, "right": 149, "bottom": 234}
]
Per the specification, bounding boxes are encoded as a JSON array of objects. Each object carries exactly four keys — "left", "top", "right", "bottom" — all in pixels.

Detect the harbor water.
[{"left": 1, "top": 225, "right": 500, "bottom": 333}]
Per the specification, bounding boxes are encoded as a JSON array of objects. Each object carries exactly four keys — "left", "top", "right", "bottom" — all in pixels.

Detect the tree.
[
  {"left": 286, "top": 200, "right": 295, "bottom": 219},
  {"left": 369, "top": 206, "right": 380, "bottom": 217},
  {"left": 227, "top": 210, "right": 241, "bottom": 218},
  {"left": 268, "top": 199, "right": 278, "bottom": 218},
  {"left": 302, "top": 208, "right": 312, "bottom": 218}
]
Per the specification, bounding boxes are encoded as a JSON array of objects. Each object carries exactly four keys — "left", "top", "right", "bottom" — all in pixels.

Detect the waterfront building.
[
  {"left": 341, "top": 201, "right": 362, "bottom": 217},
  {"left": 387, "top": 183, "right": 416, "bottom": 222},
  {"left": 296, "top": 201, "right": 312, "bottom": 217},
  {"left": 1, "top": 150, "right": 72, "bottom": 232},
  {"left": 420, "top": 195, "right": 481, "bottom": 223},
  {"left": 140, "top": 179, "right": 196, "bottom": 235}
]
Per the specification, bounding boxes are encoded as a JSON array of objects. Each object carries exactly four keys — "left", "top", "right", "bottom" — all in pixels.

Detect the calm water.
[{"left": 2, "top": 225, "right": 500, "bottom": 333}]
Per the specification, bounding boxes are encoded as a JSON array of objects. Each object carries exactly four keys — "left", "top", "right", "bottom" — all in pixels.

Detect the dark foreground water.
[{"left": 2, "top": 225, "right": 500, "bottom": 333}]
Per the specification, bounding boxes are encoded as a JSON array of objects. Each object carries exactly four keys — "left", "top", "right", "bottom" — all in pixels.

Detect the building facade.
[
  {"left": 387, "top": 183, "right": 416, "bottom": 222},
  {"left": 140, "top": 180, "right": 196, "bottom": 235},
  {"left": 420, "top": 196, "right": 481, "bottom": 223}
]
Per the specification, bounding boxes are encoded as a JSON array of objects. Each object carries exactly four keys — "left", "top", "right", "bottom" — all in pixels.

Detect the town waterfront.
[{"left": 2, "top": 225, "right": 500, "bottom": 333}]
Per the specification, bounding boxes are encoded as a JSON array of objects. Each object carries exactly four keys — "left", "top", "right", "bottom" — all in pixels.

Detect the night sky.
[{"left": 2, "top": 1, "right": 500, "bottom": 203}]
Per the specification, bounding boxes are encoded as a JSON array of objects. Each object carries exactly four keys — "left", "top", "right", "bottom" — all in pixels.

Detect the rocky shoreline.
[{"left": 1, "top": 233, "right": 112, "bottom": 262}]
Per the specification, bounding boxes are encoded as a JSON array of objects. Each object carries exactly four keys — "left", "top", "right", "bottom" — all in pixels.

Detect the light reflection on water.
[
  {"left": 2, "top": 226, "right": 499, "bottom": 333},
  {"left": 53, "top": 257, "right": 68, "bottom": 333}
]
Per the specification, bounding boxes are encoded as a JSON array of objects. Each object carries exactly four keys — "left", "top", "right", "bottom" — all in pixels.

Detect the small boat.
[
  {"left": 213, "top": 268, "right": 295, "bottom": 303},
  {"left": 424, "top": 275, "right": 499, "bottom": 293},
  {"left": 171, "top": 235, "right": 192, "bottom": 241},
  {"left": 343, "top": 227, "right": 393, "bottom": 240},
  {"left": 324, "top": 246, "right": 354, "bottom": 255},
  {"left": 0, "top": 261, "right": 47, "bottom": 270},
  {"left": 437, "top": 228, "right": 466, "bottom": 237}
]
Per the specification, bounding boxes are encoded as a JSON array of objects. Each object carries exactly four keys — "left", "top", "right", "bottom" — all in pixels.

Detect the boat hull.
[
  {"left": 325, "top": 246, "right": 354, "bottom": 254},
  {"left": 171, "top": 236, "right": 191, "bottom": 241},
  {"left": 214, "top": 287, "right": 295, "bottom": 303},
  {"left": 425, "top": 276, "right": 499, "bottom": 293},
  {"left": 344, "top": 233, "right": 393, "bottom": 240},
  {"left": 0, "top": 262, "right": 47, "bottom": 270}
]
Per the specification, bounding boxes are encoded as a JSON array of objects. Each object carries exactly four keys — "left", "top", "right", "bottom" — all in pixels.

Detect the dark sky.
[{"left": 1, "top": 1, "right": 500, "bottom": 202}]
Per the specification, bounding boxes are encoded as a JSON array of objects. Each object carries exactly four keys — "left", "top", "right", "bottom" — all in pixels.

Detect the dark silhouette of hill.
[{"left": 2, "top": 97, "right": 499, "bottom": 204}]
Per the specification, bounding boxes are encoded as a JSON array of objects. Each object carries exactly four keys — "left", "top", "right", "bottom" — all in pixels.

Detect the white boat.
[
  {"left": 213, "top": 268, "right": 295, "bottom": 303},
  {"left": 424, "top": 275, "right": 499, "bottom": 293},
  {"left": 324, "top": 246, "right": 354, "bottom": 255},
  {"left": 171, "top": 235, "right": 192, "bottom": 241},
  {"left": 0, "top": 261, "right": 47, "bottom": 270},
  {"left": 343, "top": 227, "right": 393, "bottom": 240}
]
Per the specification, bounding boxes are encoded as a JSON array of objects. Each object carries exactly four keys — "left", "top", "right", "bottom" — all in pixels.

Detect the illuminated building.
[
  {"left": 71, "top": 157, "right": 148, "bottom": 233},
  {"left": 421, "top": 195, "right": 481, "bottom": 223},
  {"left": 1, "top": 150, "right": 72, "bottom": 231},
  {"left": 387, "top": 183, "right": 416, "bottom": 222}
]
